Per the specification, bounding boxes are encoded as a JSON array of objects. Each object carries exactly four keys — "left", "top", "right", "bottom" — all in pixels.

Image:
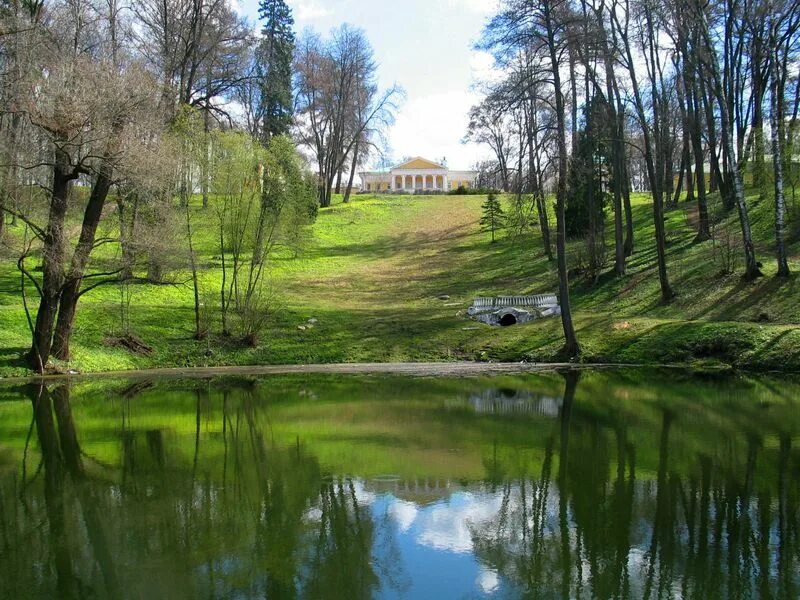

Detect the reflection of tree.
[
  {"left": 558, "top": 371, "right": 578, "bottom": 598},
  {"left": 1, "top": 375, "right": 799, "bottom": 598},
  {"left": 469, "top": 374, "right": 800, "bottom": 598},
  {"left": 31, "top": 383, "right": 81, "bottom": 598},
  {"left": 777, "top": 435, "right": 795, "bottom": 599},
  {"left": 243, "top": 390, "right": 322, "bottom": 598},
  {"left": 28, "top": 383, "right": 121, "bottom": 598},
  {"left": 300, "top": 478, "right": 378, "bottom": 599}
]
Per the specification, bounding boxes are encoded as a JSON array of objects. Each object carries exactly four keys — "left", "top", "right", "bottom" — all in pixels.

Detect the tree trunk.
[
  {"left": 343, "top": 142, "right": 359, "bottom": 204},
  {"left": 117, "top": 194, "right": 139, "bottom": 280},
  {"left": 568, "top": 42, "right": 579, "bottom": 152},
  {"left": 186, "top": 202, "right": 204, "bottom": 339},
  {"left": 672, "top": 144, "right": 687, "bottom": 206},
  {"left": 700, "top": 81, "right": 732, "bottom": 207},
  {"left": 0, "top": 194, "right": 5, "bottom": 240},
  {"left": 750, "top": 32, "right": 767, "bottom": 196},
  {"left": 527, "top": 105, "right": 552, "bottom": 261},
  {"left": 699, "top": 8, "right": 761, "bottom": 280},
  {"left": 623, "top": 165, "right": 634, "bottom": 257},
  {"left": 52, "top": 163, "right": 114, "bottom": 361},
  {"left": 202, "top": 105, "right": 210, "bottom": 208},
  {"left": 617, "top": 3, "right": 673, "bottom": 301},
  {"left": 683, "top": 53, "right": 711, "bottom": 241},
  {"left": 30, "top": 140, "right": 75, "bottom": 371},
  {"left": 663, "top": 133, "right": 676, "bottom": 208},
  {"left": 535, "top": 191, "right": 553, "bottom": 261},
  {"left": 335, "top": 167, "right": 343, "bottom": 195},
  {"left": 770, "top": 43, "right": 790, "bottom": 277},
  {"left": 675, "top": 58, "right": 694, "bottom": 206},
  {"left": 545, "top": 0, "right": 579, "bottom": 358},
  {"left": 598, "top": 6, "right": 625, "bottom": 275}
]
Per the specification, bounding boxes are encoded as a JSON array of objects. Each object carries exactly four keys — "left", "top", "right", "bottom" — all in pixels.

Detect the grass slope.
[{"left": 1, "top": 188, "right": 799, "bottom": 376}]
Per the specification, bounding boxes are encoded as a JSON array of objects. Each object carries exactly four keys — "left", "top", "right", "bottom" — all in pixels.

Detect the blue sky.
[{"left": 235, "top": 0, "right": 498, "bottom": 170}]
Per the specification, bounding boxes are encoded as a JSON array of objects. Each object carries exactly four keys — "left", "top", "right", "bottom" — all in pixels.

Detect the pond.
[{"left": 0, "top": 369, "right": 798, "bottom": 598}]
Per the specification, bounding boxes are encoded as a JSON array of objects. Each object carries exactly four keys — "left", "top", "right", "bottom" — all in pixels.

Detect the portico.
[{"left": 359, "top": 157, "right": 477, "bottom": 193}]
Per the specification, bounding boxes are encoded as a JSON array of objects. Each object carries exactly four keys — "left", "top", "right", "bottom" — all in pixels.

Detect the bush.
[{"left": 449, "top": 186, "right": 495, "bottom": 195}]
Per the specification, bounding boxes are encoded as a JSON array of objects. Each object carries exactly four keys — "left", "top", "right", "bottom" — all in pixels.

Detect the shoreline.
[
  {"left": 0, "top": 360, "right": 742, "bottom": 386},
  {"left": 0, "top": 360, "right": 642, "bottom": 385}
]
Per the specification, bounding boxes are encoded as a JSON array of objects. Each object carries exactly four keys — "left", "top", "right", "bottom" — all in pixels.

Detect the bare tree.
[
  {"left": 465, "top": 94, "right": 516, "bottom": 192},
  {"left": 483, "top": 0, "right": 580, "bottom": 357},
  {"left": 295, "top": 25, "right": 402, "bottom": 207}
]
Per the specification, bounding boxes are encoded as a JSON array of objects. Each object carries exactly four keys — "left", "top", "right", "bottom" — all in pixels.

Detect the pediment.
[{"left": 394, "top": 157, "right": 446, "bottom": 170}]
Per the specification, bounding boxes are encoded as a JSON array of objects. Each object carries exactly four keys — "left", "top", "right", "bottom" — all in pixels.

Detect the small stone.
[
  {"left": 308, "top": 318, "right": 319, "bottom": 324},
  {"left": 298, "top": 325, "right": 306, "bottom": 331},
  {"left": 437, "top": 294, "right": 450, "bottom": 300}
]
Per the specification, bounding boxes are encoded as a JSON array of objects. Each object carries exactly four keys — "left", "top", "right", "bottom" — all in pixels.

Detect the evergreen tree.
[
  {"left": 480, "top": 192, "right": 506, "bottom": 242},
  {"left": 257, "top": 0, "right": 295, "bottom": 141},
  {"left": 565, "top": 94, "right": 611, "bottom": 239}
]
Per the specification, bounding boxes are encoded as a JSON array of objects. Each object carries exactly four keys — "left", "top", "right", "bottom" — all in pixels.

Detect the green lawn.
[{"left": 1, "top": 188, "right": 799, "bottom": 377}]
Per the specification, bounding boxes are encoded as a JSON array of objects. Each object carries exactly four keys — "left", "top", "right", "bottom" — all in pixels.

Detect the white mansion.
[{"left": 359, "top": 157, "right": 478, "bottom": 192}]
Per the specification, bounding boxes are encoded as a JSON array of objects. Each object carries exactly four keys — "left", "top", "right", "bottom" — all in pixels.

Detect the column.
[{"left": 443, "top": 174, "right": 448, "bottom": 191}]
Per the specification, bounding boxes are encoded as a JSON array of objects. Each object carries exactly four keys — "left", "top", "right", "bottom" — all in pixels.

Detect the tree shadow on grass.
[
  {"left": 691, "top": 274, "right": 797, "bottom": 322},
  {"left": 747, "top": 328, "right": 800, "bottom": 368},
  {"left": 0, "top": 347, "right": 31, "bottom": 375}
]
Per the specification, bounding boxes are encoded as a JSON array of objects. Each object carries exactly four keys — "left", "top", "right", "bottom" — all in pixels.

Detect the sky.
[{"left": 234, "top": 0, "right": 499, "bottom": 171}]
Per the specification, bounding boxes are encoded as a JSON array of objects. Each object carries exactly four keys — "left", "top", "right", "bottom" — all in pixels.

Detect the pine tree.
[
  {"left": 257, "top": 0, "right": 295, "bottom": 141},
  {"left": 480, "top": 192, "right": 506, "bottom": 243}
]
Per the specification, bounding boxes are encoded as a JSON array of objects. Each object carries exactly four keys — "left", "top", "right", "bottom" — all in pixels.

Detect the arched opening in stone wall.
[{"left": 499, "top": 313, "right": 517, "bottom": 326}]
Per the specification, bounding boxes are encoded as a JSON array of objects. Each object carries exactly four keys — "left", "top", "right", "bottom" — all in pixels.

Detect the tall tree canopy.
[{"left": 256, "top": 0, "right": 295, "bottom": 140}]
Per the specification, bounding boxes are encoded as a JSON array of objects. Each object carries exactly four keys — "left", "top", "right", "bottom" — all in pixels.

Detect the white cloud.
[
  {"left": 386, "top": 90, "right": 490, "bottom": 170},
  {"left": 293, "top": 0, "right": 332, "bottom": 21},
  {"left": 445, "top": 0, "right": 498, "bottom": 15}
]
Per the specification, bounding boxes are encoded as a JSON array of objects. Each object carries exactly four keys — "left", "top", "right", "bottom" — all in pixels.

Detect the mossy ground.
[{"left": 1, "top": 187, "right": 799, "bottom": 377}]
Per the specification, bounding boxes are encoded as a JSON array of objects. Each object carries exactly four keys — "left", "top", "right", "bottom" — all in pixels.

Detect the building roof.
[{"left": 393, "top": 157, "right": 447, "bottom": 170}]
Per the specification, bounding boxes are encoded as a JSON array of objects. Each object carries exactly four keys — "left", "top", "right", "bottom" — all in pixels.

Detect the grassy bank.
[{"left": 1, "top": 188, "right": 799, "bottom": 377}]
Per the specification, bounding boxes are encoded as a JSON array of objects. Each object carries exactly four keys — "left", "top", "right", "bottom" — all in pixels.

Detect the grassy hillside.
[{"left": 1, "top": 187, "right": 799, "bottom": 376}]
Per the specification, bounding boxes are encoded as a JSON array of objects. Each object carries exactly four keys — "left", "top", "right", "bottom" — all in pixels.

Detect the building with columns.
[{"left": 359, "top": 157, "right": 477, "bottom": 193}]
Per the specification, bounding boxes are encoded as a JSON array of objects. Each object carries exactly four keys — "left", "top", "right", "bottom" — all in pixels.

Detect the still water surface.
[{"left": 0, "top": 370, "right": 798, "bottom": 598}]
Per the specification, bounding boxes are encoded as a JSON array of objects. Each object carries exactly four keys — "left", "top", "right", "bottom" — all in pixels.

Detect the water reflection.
[{"left": 0, "top": 372, "right": 798, "bottom": 598}]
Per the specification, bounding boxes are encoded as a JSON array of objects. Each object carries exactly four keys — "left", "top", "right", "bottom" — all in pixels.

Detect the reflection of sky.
[{"left": 368, "top": 489, "right": 517, "bottom": 599}]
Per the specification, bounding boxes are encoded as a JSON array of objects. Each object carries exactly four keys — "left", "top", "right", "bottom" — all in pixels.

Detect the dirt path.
[
  {"left": 0, "top": 361, "right": 640, "bottom": 385},
  {"left": 353, "top": 198, "right": 479, "bottom": 296},
  {"left": 684, "top": 201, "right": 700, "bottom": 229}
]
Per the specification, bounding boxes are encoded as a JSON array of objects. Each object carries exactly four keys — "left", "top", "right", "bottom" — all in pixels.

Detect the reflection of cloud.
[
  {"left": 477, "top": 567, "right": 500, "bottom": 594},
  {"left": 416, "top": 492, "right": 503, "bottom": 553},
  {"left": 304, "top": 506, "right": 322, "bottom": 523},
  {"left": 389, "top": 499, "right": 418, "bottom": 533},
  {"left": 352, "top": 479, "right": 377, "bottom": 505}
]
